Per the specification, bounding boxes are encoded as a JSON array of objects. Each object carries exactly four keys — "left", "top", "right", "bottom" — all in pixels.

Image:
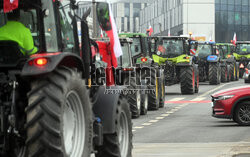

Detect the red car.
[{"left": 211, "top": 86, "right": 250, "bottom": 126}]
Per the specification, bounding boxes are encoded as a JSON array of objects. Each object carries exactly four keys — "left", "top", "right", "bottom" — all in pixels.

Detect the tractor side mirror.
[{"left": 96, "top": 2, "right": 111, "bottom": 31}]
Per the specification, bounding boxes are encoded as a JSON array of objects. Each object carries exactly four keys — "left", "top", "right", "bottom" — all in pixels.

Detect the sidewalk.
[{"left": 133, "top": 142, "right": 250, "bottom": 157}]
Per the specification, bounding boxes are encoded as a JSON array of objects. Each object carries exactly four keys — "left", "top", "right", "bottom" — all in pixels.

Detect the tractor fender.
[
  {"left": 207, "top": 55, "right": 219, "bottom": 62},
  {"left": 92, "top": 86, "right": 125, "bottom": 134},
  {"left": 21, "top": 52, "right": 84, "bottom": 77}
]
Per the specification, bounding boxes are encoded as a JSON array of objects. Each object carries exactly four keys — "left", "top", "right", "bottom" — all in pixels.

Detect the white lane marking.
[
  {"left": 132, "top": 130, "right": 136, "bottom": 132},
  {"left": 171, "top": 108, "right": 179, "bottom": 112},
  {"left": 161, "top": 114, "right": 169, "bottom": 117},
  {"left": 168, "top": 97, "right": 185, "bottom": 101},
  {"left": 142, "top": 123, "right": 152, "bottom": 126},
  {"left": 149, "top": 120, "right": 159, "bottom": 123},
  {"left": 156, "top": 117, "right": 165, "bottom": 120},
  {"left": 191, "top": 97, "right": 206, "bottom": 101},
  {"left": 175, "top": 106, "right": 182, "bottom": 109},
  {"left": 199, "top": 82, "right": 233, "bottom": 97},
  {"left": 134, "top": 126, "right": 144, "bottom": 129},
  {"left": 166, "top": 111, "right": 174, "bottom": 114}
]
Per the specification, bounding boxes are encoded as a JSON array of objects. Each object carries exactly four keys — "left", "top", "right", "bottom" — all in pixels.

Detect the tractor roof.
[
  {"left": 236, "top": 41, "right": 250, "bottom": 44},
  {"left": 119, "top": 33, "right": 147, "bottom": 38},
  {"left": 119, "top": 37, "right": 133, "bottom": 43},
  {"left": 150, "top": 36, "right": 189, "bottom": 40},
  {"left": 197, "top": 41, "right": 216, "bottom": 45},
  {"left": 216, "top": 43, "right": 234, "bottom": 46}
]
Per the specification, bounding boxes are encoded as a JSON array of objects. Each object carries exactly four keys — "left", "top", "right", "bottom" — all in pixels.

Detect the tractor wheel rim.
[
  {"left": 155, "top": 78, "right": 159, "bottom": 99},
  {"left": 63, "top": 91, "right": 85, "bottom": 157},
  {"left": 118, "top": 111, "right": 129, "bottom": 157},
  {"left": 144, "top": 94, "right": 149, "bottom": 110},
  {"left": 136, "top": 90, "right": 141, "bottom": 111},
  {"left": 239, "top": 104, "right": 250, "bottom": 123}
]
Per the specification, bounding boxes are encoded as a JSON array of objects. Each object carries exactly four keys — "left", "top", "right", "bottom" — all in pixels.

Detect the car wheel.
[{"left": 234, "top": 101, "right": 250, "bottom": 126}]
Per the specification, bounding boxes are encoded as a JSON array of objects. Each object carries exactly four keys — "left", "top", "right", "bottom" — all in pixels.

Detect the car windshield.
[
  {"left": 156, "top": 39, "right": 184, "bottom": 57},
  {"left": 197, "top": 44, "right": 212, "bottom": 58},
  {"left": 131, "top": 38, "right": 141, "bottom": 57},
  {"left": 236, "top": 44, "right": 250, "bottom": 55},
  {"left": 120, "top": 42, "right": 131, "bottom": 67}
]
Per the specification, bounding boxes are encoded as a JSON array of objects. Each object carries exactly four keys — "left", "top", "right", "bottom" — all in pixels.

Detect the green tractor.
[
  {"left": 119, "top": 33, "right": 165, "bottom": 110},
  {"left": 216, "top": 43, "right": 239, "bottom": 82},
  {"left": 233, "top": 41, "right": 250, "bottom": 78},
  {"left": 150, "top": 36, "right": 199, "bottom": 94},
  {"left": 116, "top": 37, "right": 149, "bottom": 117}
]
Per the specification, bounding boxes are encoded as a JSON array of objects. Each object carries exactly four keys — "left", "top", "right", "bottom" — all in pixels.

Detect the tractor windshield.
[
  {"left": 131, "top": 38, "right": 141, "bottom": 57},
  {"left": 197, "top": 44, "right": 212, "bottom": 59},
  {"left": 217, "top": 45, "right": 228, "bottom": 59},
  {"left": 236, "top": 44, "right": 250, "bottom": 55},
  {"left": 119, "top": 42, "right": 131, "bottom": 67},
  {"left": 156, "top": 39, "right": 184, "bottom": 58}
]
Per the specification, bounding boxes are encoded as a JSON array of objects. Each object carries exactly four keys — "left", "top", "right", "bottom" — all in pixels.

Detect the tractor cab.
[
  {"left": 235, "top": 41, "right": 250, "bottom": 56},
  {"left": 119, "top": 33, "right": 149, "bottom": 64},
  {"left": 216, "top": 43, "right": 235, "bottom": 60},
  {"left": 0, "top": 0, "right": 82, "bottom": 72},
  {"left": 196, "top": 41, "right": 217, "bottom": 60},
  {"left": 234, "top": 41, "right": 250, "bottom": 77},
  {"left": 152, "top": 36, "right": 189, "bottom": 59},
  {"left": 118, "top": 37, "right": 133, "bottom": 68}
]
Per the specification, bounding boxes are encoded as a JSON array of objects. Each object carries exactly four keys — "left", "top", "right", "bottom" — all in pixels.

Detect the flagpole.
[{"left": 92, "top": 0, "right": 97, "bottom": 38}]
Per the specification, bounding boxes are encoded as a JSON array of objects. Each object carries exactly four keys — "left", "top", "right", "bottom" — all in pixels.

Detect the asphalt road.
[{"left": 132, "top": 79, "right": 250, "bottom": 157}]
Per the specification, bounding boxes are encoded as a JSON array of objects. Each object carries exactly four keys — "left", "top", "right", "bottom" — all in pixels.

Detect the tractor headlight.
[
  {"left": 157, "top": 51, "right": 161, "bottom": 55},
  {"left": 217, "top": 95, "right": 235, "bottom": 100}
]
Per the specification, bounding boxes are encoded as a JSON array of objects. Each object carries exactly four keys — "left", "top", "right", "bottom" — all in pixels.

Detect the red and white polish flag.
[
  {"left": 232, "top": 32, "right": 237, "bottom": 46},
  {"left": 105, "top": 3, "right": 123, "bottom": 58},
  {"left": 147, "top": 24, "right": 153, "bottom": 36},
  {"left": 3, "top": 0, "right": 19, "bottom": 13}
]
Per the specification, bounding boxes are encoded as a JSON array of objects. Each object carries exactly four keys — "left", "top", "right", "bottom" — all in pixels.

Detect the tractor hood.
[
  {"left": 212, "top": 86, "right": 250, "bottom": 97},
  {"left": 233, "top": 53, "right": 250, "bottom": 60}
]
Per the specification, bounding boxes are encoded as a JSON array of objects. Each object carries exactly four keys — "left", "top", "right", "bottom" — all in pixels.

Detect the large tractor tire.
[
  {"left": 26, "top": 66, "right": 92, "bottom": 157},
  {"left": 124, "top": 77, "right": 141, "bottom": 118},
  {"left": 140, "top": 93, "right": 148, "bottom": 115},
  {"left": 159, "top": 69, "right": 165, "bottom": 108},
  {"left": 221, "top": 65, "right": 228, "bottom": 83},
  {"left": 199, "top": 67, "right": 206, "bottom": 82},
  {"left": 194, "top": 65, "right": 199, "bottom": 93},
  {"left": 180, "top": 66, "right": 195, "bottom": 94},
  {"left": 226, "top": 65, "right": 231, "bottom": 82},
  {"left": 96, "top": 96, "right": 132, "bottom": 157},
  {"left": 229, "top": 63, "right": 236, "bottom": 81},
  {"left": 148, "top": 68, "right": 160, "bottom": 110},
  {"left": 209, "top": 63, "right": 221, "bottom": 85}
]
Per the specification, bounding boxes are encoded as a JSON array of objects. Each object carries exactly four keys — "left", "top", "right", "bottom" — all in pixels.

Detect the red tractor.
[{"left": 0, "top": 1, "right": 132, "bottom": 157}]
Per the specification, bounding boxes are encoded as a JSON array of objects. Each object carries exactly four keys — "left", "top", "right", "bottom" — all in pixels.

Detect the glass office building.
[
  {"left": 215, "top": 0, "right": 250, "bottom": 42},
  {"left": 112, "top": 1, "right": 148, "bottom": 33},
  {"left": 140, "top": 0, "right": 250, "bottom": 42}
]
